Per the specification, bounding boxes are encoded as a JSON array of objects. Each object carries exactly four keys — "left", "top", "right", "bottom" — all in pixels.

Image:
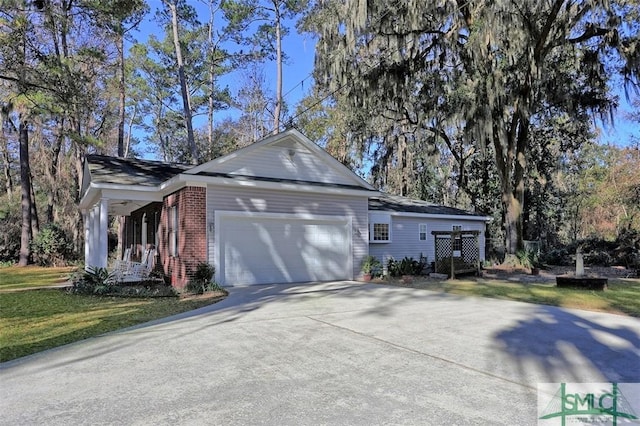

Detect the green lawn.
[
  {"left": 0, "top": 266, "right": 226, "bottom": 362},
  {"left": 2, "top": 266, "right": 638, "bottom": 363},
  {"left": 0, "top": 266, "right": 76, "bottom": 290},
  {"left": 389, "top": 276, "right": 640, "bottom": 317}
]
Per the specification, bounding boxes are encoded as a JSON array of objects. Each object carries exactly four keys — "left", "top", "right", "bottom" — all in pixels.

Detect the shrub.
[
  {"left": 584, "top": 250, "right": 613, "bottom": 266},
  {"left": 70, "top": 267, "right": 178, "bottom": 297},
  {"left": 194, "top": 262, "right": 215, "bottom": 283},
  {"left": 31, "top": 223, "right": 74, "bottom": 266},
  {"left": 185, "top": 262, "right": 221, "bottom": 294},
  {"left": 70, "top": 267, "right": 116, "bottom": 295},
  {"left": 361, "top": 255, "right": 382, "bottom": 276},
  {"left": 540, "top": 248, "right": 571, "bottom": 266},
  {"left": 387, "top": 256, "right": 426, "bottom": 277},
  {"left": 515, "top": 249, "right": 540, "bottom": 269},
  {"left": 0, "top": 200, "right": 20, "bottom": 263}
]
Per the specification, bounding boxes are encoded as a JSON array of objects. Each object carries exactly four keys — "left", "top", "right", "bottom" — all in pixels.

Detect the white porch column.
[
  {"left": 97, "top": 197, "right": 109, "bottom": 268},
  {"left": 88, "top": 206, "right": 96, "bottom": 268},
  {"left": 83, "top": 209, "right": 90, "bottom": 270},
  {"left": 91, "top": 204, "right": 100, "bottom": 268}
]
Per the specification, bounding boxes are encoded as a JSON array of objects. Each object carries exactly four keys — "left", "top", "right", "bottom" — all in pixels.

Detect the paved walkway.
[{"left": 1, "top": 282, "right": 638, "bottom": 425}]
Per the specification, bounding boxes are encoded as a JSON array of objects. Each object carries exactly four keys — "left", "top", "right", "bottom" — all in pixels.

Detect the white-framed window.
[
  {"left": 369, "top": 213, "right": 391, "bottom": 243},
  {"left": 169, "top": 205, "right": 178, "bottom": 257},
  {"left": 373, "top": 223, "right": 390, "bottom": 241},
  {"left": 419, "top": 223, "right": 427, "bottom": 241},
  {"left": 452, "top": 225, "right": 462, "bottom": 254}
]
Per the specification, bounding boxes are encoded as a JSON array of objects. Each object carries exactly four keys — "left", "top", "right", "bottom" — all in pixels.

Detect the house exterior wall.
[
  {"left": 158, "top": 186, "right": 207, "bottom": 288},
  {"left": 211, "top": 139, "right": 357, "bottom": 186},
  {"left": 206, "top": 185, "right": 369, "bottom": 282},
  {"left": 368, "top": 215, "right": 486, "bottom": 271}
]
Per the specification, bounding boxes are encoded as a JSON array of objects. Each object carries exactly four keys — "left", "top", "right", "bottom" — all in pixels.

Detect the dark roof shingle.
[
  {"left": 87, "top": 155, "right": 191, "bottom": 186},
  {"left": 369, "top": 194, "right": 486, "bottom": 217}
]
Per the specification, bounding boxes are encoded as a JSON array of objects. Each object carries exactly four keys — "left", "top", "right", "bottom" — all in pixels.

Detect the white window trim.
[
  {"left": 371, "top": 222, "right": 391, "bottom": 243},
  {"left": 419, "top": 223, "right": 427, "bottom": 241},
  {"left": 169, "top": 206, "right": 178, "bottom": 257},
  {"left": 452, "top": 224, "right": 462, "bottom": 256},
  {"left": 369, "top": 213, "right": 391, "bottom": 243}
]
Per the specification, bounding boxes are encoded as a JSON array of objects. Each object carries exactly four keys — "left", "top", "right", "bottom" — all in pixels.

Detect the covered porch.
[
  {"left": 80, "top": 190, "right": 163, "bottom": 270},
  {"left": 79, "top": 155, "right": 191, "bottom": 270}
]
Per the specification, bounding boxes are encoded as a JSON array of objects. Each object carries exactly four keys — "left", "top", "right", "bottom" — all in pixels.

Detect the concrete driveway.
[{"left": 1, "top": 282, "right": 638, "bottom": 425}]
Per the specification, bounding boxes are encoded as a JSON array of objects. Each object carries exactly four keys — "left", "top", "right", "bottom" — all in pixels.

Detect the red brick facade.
[{"left": 125, "top": 186, "right": 207, "bottom": 288}]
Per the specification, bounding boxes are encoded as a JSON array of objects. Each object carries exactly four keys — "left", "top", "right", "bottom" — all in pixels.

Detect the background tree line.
[{"left": 1, "top": 0, "right": 638, "bottom": 267}]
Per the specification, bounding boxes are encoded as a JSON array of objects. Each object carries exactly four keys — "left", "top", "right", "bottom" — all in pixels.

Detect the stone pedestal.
[{"left": 576, "top": 252, "right": 584, "bottom": 277}]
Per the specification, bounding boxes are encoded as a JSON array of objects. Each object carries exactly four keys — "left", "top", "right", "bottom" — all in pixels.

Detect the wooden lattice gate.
[{"left": 432, "top": 230, "right": 481, "bottom": 278}]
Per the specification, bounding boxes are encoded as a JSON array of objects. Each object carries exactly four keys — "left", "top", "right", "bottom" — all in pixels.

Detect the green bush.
[
  {"left": 70, "top": 267, "right": 177, "bottom": 297},
  {"left": 515, "top": 249, "right": 539, "bottom": 269},
  {"left": 0, "top": 200, "right": 20, "bottom": 263},
  {"left": 361, "top": 255, "right": 382, "bottom": 276},
  {"left": 185, "top": 262, "right": 221, "bottom": 294},
  {"left": 387, "top": 256, "right": 426, "bottom": 277},
  {"left": 31, "top": 223, "right": 74, "bottom": 266},
  {"left": 70, "top": 267, "right": 116, "bottom": 295},
  {"left": 540, "top": 248, "right": 571, "bottom": 266}
]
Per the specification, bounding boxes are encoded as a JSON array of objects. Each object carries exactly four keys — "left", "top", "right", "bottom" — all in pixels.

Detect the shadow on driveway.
[{"left": 494, "top": 305, "right": 639, "bottom": 384}]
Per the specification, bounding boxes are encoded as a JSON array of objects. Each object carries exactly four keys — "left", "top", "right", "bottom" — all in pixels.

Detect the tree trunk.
[
  {"left": 46, "top": 119, "right": 64, "bottom": 223},
  {"left": 207, "top": 0, "right": 216, "bottom": 150},
  {"left": 273, "top": 3, "right": 282, "bottom": 134},
  {"left": 168, "top": 0, "right": 198, "bottom": 164},
  {"left": 30, "top": 174, "right": 39, "bottom": 235},
  {"left": 124, "top": 107, "right": 135, "bottom": 158},
  {"left": 18, "top": 119, "right": 32, "bottom": 266},
  {"left": 117, "top": 31, "right": 126, "bottom": 157},
  {"left": 1, "top": 137, "right": 12, "bottom": 197}
]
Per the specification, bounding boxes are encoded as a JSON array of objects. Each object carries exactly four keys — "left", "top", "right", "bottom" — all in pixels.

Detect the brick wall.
[{"left": 159, "top": 186, "right": 207, "bottom": 288}]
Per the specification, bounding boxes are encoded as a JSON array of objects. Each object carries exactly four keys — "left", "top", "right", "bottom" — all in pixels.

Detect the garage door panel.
[{"left": 219, "top": 216, "right": 351, "bottom": 285}]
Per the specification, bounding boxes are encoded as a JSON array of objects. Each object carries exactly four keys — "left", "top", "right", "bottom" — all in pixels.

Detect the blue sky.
[{"left": 132, "top": 1, "right": 638, "bottom": 154}]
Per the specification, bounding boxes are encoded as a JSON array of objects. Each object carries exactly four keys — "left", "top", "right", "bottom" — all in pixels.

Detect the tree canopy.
[
  {"left": 0, "top": 0, "right": 638, "bottom": 265},
  {"left": 310, "top": 0, "right": 640, "bottom": 254}
]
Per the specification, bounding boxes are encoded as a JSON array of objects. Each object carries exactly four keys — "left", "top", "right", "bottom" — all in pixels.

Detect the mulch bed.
[{"left": 376, "top": 265, "right": 637, "bottom": 287}]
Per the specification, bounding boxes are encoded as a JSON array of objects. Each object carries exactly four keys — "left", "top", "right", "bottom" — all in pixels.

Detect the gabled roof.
[
  {"left": 185, "top": 128, "right": 376, "bottom": 191},
  {"left": 80, "top": 130, "right": 378, "bottom": 215},
  {"left": 369, "top": 194, "right": 489, "bottom": 219},
  {"left": 194, "top": 171, "right": 371, "bottom": 191},
  {"left": 86, "top": 155, "right": 191, "bottom": 186}
]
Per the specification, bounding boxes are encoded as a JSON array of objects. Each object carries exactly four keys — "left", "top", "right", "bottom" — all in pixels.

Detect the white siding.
[
  {"left": 211, "top": 142, "right": 356, "bottom": 186},
  {"left": 207, "top": 186, "right": 368, "bottom": 282},
  {"left": 368, "top": 215, "right": 486, "bottom": 270}
]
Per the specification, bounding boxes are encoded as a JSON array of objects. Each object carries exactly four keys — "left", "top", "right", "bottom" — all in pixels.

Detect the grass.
[
  {"left": 2, "top": 266, "right": 638, "bottom": 363},
  {"left": 386, "top": 276, "right": 640, "bottom": 317},
  {"left": 0, "top": 266, "right": 77, "bottom": 291},
  {"left": 0, "top": 266, "right": 226, "bottom": 362}
]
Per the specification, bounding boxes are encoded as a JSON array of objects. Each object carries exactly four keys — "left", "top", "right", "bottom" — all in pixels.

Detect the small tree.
[{"left": 30, "top": 223, "right": 74, "bottom": 267}]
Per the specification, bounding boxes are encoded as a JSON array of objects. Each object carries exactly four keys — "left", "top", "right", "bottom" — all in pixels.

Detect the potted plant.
[{"left": 361, "top": 255, "right": 381, "bottom": 282}]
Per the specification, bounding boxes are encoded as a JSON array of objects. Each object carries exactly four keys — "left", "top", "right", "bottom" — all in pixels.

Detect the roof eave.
[
  {"left": 369, "top": 210, "right": 492, "bottom": 221},
  {"left": 171, "top": 173, "right": 379, "bottom": 197}
]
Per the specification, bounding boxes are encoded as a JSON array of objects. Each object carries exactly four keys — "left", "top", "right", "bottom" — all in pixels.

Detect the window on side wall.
[
  {"left": 169, "top": 206, "right": 178, "bottom": 257},
  {"left": 369, "top": 213, "right": 391, "bottom": 242},
  {"left": 452, "top": 225, "right": 462, "bottom": 254},
  {"left": 419, "top": 223, "right": 427, "bottom": 241},
  {"left": 373, "top": 223, "right": 390, "bottom": 241}
]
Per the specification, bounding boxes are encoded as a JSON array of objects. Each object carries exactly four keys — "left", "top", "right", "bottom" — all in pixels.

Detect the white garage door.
[{"left": 217, "top": 213, "right": 352, "bottom": 286}]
